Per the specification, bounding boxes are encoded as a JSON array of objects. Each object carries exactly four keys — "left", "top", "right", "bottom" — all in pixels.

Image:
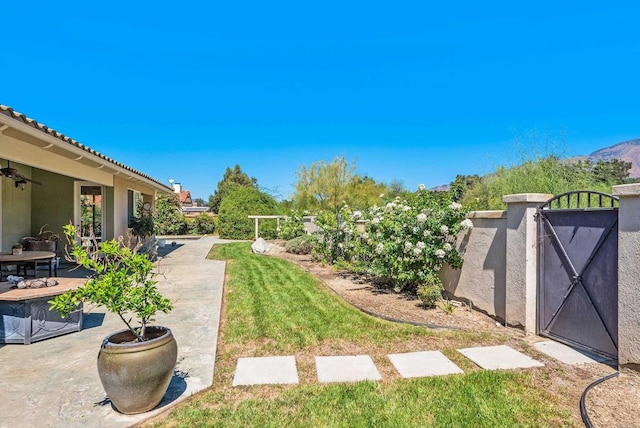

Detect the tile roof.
[
  {"left": 178, "top": 190, "right": 192, "bottom": 204},
  {"left": 0, "top": 104, "right": 172, "bottom": 191}
]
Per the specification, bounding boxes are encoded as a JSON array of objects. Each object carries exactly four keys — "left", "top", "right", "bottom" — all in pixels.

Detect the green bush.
[
  {"left": 285, "top": 235, "right": 313, "bottom": 254},
  {"left": 217, "top": 187, "right": 280, "bottom": 239},
  {"left": 188, "top": 213, "right": 216, "bottom": 235},
  {"left": 154, "top": 194, "right": 187, "bottom": 235},
  {"left": 278, "top": 210, "right": 306, "bottom": 240},
  {"left": 417, "top": 275, "right": 443, "bottom": 308}
]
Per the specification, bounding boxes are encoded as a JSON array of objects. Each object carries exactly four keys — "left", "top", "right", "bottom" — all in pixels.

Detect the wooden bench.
[{"left": 0, "top": 278, "right": 85, "bottom": 344}]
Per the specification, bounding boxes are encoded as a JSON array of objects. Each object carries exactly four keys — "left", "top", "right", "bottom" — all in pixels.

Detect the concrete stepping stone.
[
  {"left": 533, "top": 340, "right": 605, "bottom": 365},
  {"left": 388, "top": 351, "right": 464, "bottom": 378},
  {"left": 315, "top": 355, "right": 382, "bottom": 383},
  {"left": 233, "top": 356, "right": 299, "bottom": 386},
  {"left": 457, "top": 345, "right": 544, "bottom": 370}
]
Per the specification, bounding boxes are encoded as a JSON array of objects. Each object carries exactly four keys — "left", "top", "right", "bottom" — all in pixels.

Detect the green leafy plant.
[
  {"left": 441, "top": 299, "right": 455, "bottom": 315},
  {"left": 278, "top": 210, "right": 306, "bottom": 240},
  {"left": 153, "top": 194, "right": 188, "bottom": 235},
  {"left": 217, "top": 186, "right": 280, "bottom": 239},
  {"left": 188, "top": 213, "right": 216, "bottom": 235},
  {"left": 129, "top": 202, "right": 155, "bottom": 238},
  {"left": 49, "top": 224, "right": 173, "bottom": 342},
  {"left": 285, "top": 235, "right": 313, "bottom": 254},
  {"left": 417, "top": 284, "right": 442, "bottom": 308}
]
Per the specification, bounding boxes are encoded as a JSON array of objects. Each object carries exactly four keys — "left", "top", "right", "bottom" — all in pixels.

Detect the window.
[{"left": 127, "top": 189, "right": 142, "bottom": 227}]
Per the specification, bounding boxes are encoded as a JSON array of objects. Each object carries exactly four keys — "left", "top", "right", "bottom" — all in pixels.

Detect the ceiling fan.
[{"left": 1, "top": 161, "right": 43, "bottom": 189}]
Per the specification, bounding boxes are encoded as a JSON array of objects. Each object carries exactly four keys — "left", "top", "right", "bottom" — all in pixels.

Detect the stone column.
[
  {"left": 503, "top": 193, "right": 553, "bottom": 331},
  {"left": 612, "top": 183, "right": 640, "bottom": 368}
]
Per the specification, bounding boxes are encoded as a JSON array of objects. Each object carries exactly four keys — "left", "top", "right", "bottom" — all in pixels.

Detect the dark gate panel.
[{"left": 538, "top": 191, "right": 618, "bottom": 359}]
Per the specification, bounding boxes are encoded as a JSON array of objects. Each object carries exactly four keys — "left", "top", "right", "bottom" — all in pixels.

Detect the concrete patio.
[{"left": 0, "top": 236, "right": 225, "bottom": 428}]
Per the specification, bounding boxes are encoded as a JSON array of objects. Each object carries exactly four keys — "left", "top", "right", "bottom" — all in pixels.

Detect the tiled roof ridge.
[{"left": 0, "top": 104, "right": 171, "bottom": 190}]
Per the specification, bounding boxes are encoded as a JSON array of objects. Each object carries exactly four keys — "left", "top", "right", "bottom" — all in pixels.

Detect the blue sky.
[{"left": 3, "top": 1, "right": 640, "bottom": 200}]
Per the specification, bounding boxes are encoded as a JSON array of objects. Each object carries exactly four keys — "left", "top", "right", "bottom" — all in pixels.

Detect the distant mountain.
[
  {"left": 588, "top": 138, "right": 640, "bottom": 177},
  {"left": 429, "top": 183, "right": 451, "bottom": 192}
]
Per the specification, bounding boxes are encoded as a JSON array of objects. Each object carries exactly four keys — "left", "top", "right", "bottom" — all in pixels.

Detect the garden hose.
[{"left": 580, "top": 371, "right": 619, "bottom": 428}]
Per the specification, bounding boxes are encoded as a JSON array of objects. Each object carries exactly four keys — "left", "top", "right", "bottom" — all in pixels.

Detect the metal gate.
[{"left": 537, "top": 191, "right": 618, "bottom": 359}]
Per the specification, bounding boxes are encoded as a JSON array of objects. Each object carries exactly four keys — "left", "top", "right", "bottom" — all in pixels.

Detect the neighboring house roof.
[
  {"left": 0, "top": 104, "right": 172, "bottom": 192},
  {"left": 178, "top": 190, "right": 193, "bottom": 206}
]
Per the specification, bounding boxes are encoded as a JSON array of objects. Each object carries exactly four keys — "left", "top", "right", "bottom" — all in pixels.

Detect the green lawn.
[{"left": 150, "top": 243, "right": 572, "bottom": 427}]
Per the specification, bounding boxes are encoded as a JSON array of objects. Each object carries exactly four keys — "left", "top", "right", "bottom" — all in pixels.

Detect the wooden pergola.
[{"left": 247, "top": 215, "right": 287, "bottom": 240}]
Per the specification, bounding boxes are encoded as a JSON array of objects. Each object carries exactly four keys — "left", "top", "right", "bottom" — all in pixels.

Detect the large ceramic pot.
[{"left": 97, "top": 326, "right": 178, "bottom": 414}]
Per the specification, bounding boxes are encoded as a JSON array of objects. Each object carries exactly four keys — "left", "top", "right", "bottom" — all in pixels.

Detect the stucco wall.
[
  {"left": 30, "top": 169, "right": 75, "bottom": 245},
  {"left": 113, "top": 176, "right": 158, "bottom": 239},
  {"left": 440, "top": 210, "right": 507, "bottom": 322},
  {"left": 612, "top": 183, "right": 640, "bottom": 368},
  {"left": 1, "top": 160, "right": 32, "bottom": 251}
]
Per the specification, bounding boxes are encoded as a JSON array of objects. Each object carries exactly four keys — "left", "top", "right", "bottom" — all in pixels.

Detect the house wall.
[
  {"left": 30, "top": 169, "right": 75, "bottom": 246},
  {"left": 440, "top": 211, "right": 507, "bottom": 322},
  {"left": 1, "top": 160, "right": 32, "bottom": 251},
  {"left": 112, "top": 176, "right": 158, "bottom": 239}
]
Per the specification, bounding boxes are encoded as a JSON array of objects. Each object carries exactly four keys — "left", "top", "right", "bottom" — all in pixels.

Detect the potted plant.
[
  {"left": 20, "top": 224, "right": 59, "bottom": 253},
  {"left": 49, "top": 224, "right": 176, "bottom": 415}
]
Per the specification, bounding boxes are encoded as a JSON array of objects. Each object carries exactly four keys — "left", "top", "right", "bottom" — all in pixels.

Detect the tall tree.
[
  {"left": 449, "top": 174, "right": 482, "bottom": 202},
  {"left": 208, "top": 165, "right": 257, "bottom": 214},
  {"left": 592, "top": 159, "right": 631, "bottom": 184},
  {"left": 292, "top": 156, "right": 389, "bottom": 213},
  {"left": 293, "top": 156, "right": 356, "bottom": 214}
]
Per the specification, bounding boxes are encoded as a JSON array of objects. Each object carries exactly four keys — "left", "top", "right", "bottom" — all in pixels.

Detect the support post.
[
  {"left": 254, "top": 217, "right": 259, "bottom": 240},
  {"left": 503, "top": 193, "right": 552, "bottom": 331},
  {"left": 612, "top": 183, "right": 640, "bottom": 368}
]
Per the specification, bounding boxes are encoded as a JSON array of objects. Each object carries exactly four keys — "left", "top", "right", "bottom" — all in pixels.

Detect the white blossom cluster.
[{"left": 461, "top": 219, "right": 474, "bottom": 230}]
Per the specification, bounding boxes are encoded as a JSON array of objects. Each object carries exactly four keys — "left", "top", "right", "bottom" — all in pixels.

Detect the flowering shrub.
[
  {"left": 277, "top": 210, "right": 306, "bottom": 240},
  {"left": 313, "top": 186, "right": 473, "bottom": 293},
  {"left": 312, "top": 210, "right": 358, "bottom": 263}
]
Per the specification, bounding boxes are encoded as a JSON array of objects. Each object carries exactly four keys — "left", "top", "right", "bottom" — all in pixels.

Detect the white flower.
[
  {"left": 417, "top": 213, "right": 427, "bottom": 224},
  {"left": 385, "top": 202, "right": 395, "bottom": 212},
  {"left": 337, "top": 243, "right": 343, "bottom": 249},
  {"left": 418, "top": 183, "right": 426, "bottom": 191},
  {"left": 443, "top": 243, "right": 453, "bottom": 251},
  {"left": 461, "top": 219, "right": 474, "bottom": 230},
  {"left": 416, "top": 241, "right": 426, "bottom": 250},
  {"left": 440, "top": 225, "right": 449, "bottom": 235},
  {"left": 412, "top": 226, "right": 419, "bottom": 233},
  {"left": 413, "top": 247, "right": 422, "bottom": 256},
  {"left": 423, "top": 230, "right": 431, "bottom": 237},
  {"left": 396, "top": 237, "right": 402, "bottom": 244},
  {"left": 352, "top": 210, "right": 362, "bottom": 219},
  {"left": 375, "top": 243, "right": 384, "bottom": 254},
  {"left": 379, "top": 193, "right": 385, "bottom": 198},
  {"left": 362, "top": 232, "right": 369, "bottom": 239},
  {"left": 372, "top": 217, "right": 381, "bottom": 225},
  {"left": 402, "top": 205, "right": 411, "bottom": 212},
  {"left": 376, "top": 232, "right": 383, "bottom": 238},
  {"left": 404, "top": 241, "right": 413, "bottom": 250},
  {"left": 449, "top": 202, "right": 462, "bottom": 210},
  {"left": 435, "top": 249, "right": 446, "bottom": 258}
]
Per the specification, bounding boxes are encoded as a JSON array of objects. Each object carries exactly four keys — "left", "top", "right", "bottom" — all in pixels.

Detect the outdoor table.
[
  {"left": 0, "top": 278, "right": 85, "bottom": 344},
  {"left": 0, "top": 251, "right": 57, "bottom": 279}
]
